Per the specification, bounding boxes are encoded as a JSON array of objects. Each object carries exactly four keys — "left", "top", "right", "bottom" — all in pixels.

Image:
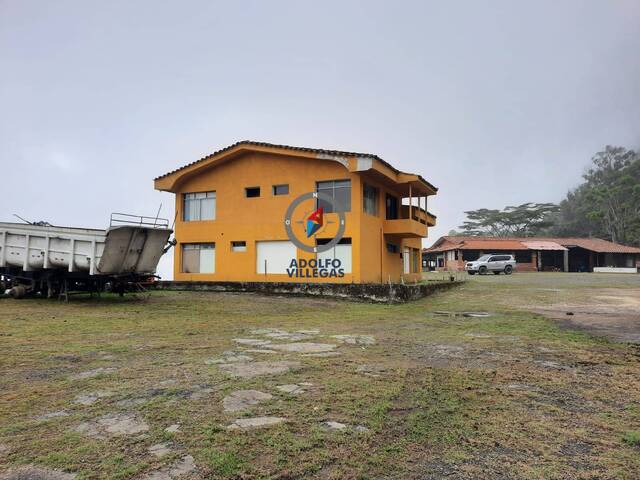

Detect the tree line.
[{"left": 455, "top": 146, "right": 640, "bottom": 246}]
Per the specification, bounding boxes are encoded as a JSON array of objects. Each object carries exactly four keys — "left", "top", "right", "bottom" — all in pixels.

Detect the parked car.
[{"left": 465, "top": 254, "right": 516, "bottom": 275}]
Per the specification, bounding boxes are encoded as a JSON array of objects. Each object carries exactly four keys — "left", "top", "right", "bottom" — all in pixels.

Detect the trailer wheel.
[{"left": 8, "top": 285, "right": 28, "bottom": 299}]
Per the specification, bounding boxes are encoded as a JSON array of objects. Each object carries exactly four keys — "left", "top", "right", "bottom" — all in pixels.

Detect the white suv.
[{"left": 465, "top": 254, "right": 516, "bottom": 275}]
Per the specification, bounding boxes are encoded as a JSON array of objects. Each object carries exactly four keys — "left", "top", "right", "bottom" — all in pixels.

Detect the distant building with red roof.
[{"left": 423, "top": 236, "right": 640, "bottom": 273}]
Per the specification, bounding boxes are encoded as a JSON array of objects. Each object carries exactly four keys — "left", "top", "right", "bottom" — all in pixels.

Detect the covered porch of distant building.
[{"left": 520, "top": 241, "right": 568, "bottom": 272}]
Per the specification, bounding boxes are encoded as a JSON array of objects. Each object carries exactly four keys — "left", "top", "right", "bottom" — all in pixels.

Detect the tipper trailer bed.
[{"left": 0, "top": 213, "right": 173, "bottom": 299}]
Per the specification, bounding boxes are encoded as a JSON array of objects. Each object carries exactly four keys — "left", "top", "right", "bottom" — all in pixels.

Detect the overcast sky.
[{"left": 1, "top": 0, "right": 639, "bottom": 279}]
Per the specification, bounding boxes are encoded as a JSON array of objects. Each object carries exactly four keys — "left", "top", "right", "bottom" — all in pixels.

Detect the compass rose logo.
[
  {"left": 284, "top": 192, "right": 346, "bottom": 253},
  {"left": 305, "top": 207, "right": 323, "bottom": 238}
]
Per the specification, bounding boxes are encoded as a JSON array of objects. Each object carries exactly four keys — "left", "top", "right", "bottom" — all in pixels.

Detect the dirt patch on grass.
[{"left": 530, "top": 288, "right": 640, "bottom": 343}]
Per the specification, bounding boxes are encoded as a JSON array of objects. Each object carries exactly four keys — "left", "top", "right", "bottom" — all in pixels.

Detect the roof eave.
[
  {"left": 154, "top": 140, "right": 439, "bottom": 195},
  {"left": 154, "top": 142, "right": 351, "bottom": 192}
]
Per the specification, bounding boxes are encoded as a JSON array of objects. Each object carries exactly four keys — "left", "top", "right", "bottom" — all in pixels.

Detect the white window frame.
[
  {"left": 181, "top": 243, "right": 215, "bottom": 274},
  {"left": 183, "top": 192, "right": 216, "bottom": 221}
]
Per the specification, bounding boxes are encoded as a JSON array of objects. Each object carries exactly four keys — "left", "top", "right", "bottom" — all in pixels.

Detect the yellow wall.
[{"left": 170, "top": 151, "right": 427, "bottom": 283}]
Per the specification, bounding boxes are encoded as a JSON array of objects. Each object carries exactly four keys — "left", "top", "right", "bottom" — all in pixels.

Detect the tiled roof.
[
  {"left": 459, "top": 239, "right": 525, "bottom": 250},
  {"left": 521, "top": 240, "right": 568, "bottom": 251},
  {"left": 153, "top": 140, "right": 438, "bottom": 192},
  {"left": 426, "top": 237, "right": 523, "bottom": 253},
  {"left": 424, "top": 236, "right": 640, "bottom": 254},
  {"left": 556, "top": 237, "right": 640, "bottom": 253}
]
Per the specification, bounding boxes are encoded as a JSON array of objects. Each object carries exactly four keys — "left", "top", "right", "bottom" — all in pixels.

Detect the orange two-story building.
[{"left": 154, "top": 141, "right": 437, "bottom": 284}]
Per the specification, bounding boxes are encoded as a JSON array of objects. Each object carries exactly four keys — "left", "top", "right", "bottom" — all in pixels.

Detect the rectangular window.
[
  {"left": 181, "top": 243, "right": 215, "bottom": 273},
  {"left": 316, "top": 180, "right": 351, "bottom": 213},
  {"left": 183, "top": 192, "right": 216, "bottom": 221},
  {"left": 386, "top": 243, "right": 399, "bottom": 254},
  {"left": 231, "top": 241, "right": 247, "bottom": 252},
  {"left": 272, "top": 184, "right": 289, "bottom": 196},
  {"left": 385, "top": 194, "right": 398, "bottom": 220},
  {"left": 256, "top": 240, "right": 297, "bottom": 274},
  {"left": 245, "top": 187, "right": 261, "bottom": 198},
  {"left": 317, "top": 238, "right": 352, "bottom": 273},
  {"left": 363, "top": 183, "right": 379, "bottom": 216}
]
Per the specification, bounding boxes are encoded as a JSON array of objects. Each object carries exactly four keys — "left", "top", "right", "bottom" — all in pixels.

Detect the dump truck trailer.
[{"left": 0, "top": 214, "right": 173, "bottom": 299}]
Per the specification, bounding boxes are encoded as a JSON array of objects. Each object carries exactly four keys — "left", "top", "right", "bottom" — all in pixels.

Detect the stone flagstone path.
[
  {"left": 266, "top": 342, "right": 337, "bottom": 353},
  {"left": 218, "top": 360, "right": 301, "bottom": 379},
  {"left": 227, "top": 417, "right": 286, "bottom": 429},
  {"left": 140, "top": 455, "right": 196, "bottom": 480},
  {"left": 214, "top": 327, "right": 376, "bottom": 430},
  {"left": 73, "top": 391, "right": 113, "bottom": 406},
  {"left": 0, "top": 466, "right": 77, "bottom": 480},
  {"left": 73, "top": 413, "right": 149, "bottom": 439},
  {"left": 223, "top": 390, "right": 273, "bottom": 412},
  {"left": 0, "top": 327, "right": 378, "bottom": 478}
]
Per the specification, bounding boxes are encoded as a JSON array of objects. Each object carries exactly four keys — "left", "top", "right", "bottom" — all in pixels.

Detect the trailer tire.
[{"left": 9, "top": 285, "right": 28, "bottom": 299}]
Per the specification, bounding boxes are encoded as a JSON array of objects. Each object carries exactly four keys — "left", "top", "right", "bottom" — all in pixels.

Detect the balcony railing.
[
  {"left": 383, "top": 218, "right": 426, "bottom": 237},
  {"left": 110, "top": 212, "right": 170, "bottom": 229},
  {"left": 383, "top": 205, "right": 436, "bottom": 237},
  {"left": 424, "top": 211, "right": 437, "bottom": 227}
]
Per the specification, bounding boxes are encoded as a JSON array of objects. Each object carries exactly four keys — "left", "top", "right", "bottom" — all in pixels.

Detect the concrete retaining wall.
[{"left": 154, "top": 280, "right": 462, "bottom": 303}]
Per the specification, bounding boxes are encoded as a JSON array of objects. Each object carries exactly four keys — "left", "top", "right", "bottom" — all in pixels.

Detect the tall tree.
[
  {"left": 553, "top": 146, "right": 640, "bottom": 245},
  {"left": 458, "top": 203, "right": 559, "bottom": 237}
]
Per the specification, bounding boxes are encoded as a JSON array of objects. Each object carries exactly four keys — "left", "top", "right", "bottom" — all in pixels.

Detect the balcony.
[
  {"left": 383, "top": 206, "right": 436, "bottom": 237},
  {"left": 383, "top": 218, "right": 427, "bottom": 237},
  {"left": 424, "top": 211, "right": 437, "bottom": 227}
]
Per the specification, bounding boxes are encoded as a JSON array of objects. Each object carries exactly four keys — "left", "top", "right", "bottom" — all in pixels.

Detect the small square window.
[
  {"left": 272, "top": 184, "right": 289, "bottom": 196},
  {"left": 231, "top": 241, "right": 247, "bottom": 252},
  {"left": 245, "top": 187, "right": 260, "bottom": 198}
]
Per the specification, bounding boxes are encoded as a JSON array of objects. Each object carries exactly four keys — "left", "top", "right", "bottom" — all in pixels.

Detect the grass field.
[{"left": 1, "top": 273, "right": 639, "bottom": 479}]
